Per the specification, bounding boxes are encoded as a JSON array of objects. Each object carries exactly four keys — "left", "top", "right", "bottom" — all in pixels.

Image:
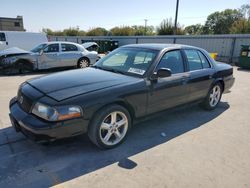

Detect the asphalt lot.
[{"left": 0, "top": 67, "right": 249, "bottom": 188}]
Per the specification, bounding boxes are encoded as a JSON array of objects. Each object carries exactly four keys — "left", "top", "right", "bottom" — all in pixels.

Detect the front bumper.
[{"left": 9, "top": 97, "right": 89, "bottom": 142}]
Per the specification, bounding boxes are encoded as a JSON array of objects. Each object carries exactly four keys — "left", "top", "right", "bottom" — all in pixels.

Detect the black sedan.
[{"left": 9, "top": 44, "right": 235, "bottom": 149}]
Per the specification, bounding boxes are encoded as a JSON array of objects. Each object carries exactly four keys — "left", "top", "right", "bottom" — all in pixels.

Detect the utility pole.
[
  {"left": 174, "top": 0, "right": 179, "bottom": 35},
  {"left": 144, "top": 19, "right": 148, "bottom": 35}
]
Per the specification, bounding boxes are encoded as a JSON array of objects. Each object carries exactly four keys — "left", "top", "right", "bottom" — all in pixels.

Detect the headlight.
[{"left": 32, "top": 102, "right": 82, "bottom": 121}]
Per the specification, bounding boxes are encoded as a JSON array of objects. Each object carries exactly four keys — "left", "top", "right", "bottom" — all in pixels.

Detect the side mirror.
[
  {"left": 151, "top": 68, "right": 172, "bottom": 80},
  {"left": 157, "top": 68, "right": 172, "bottom": 78}
]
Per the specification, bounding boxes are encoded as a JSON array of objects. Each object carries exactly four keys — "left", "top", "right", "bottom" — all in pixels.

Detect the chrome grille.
[{"left": 17, "top": 89, "right": 33, "bottom": 113}]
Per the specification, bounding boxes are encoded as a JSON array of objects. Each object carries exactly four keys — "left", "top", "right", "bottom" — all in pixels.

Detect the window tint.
[
  {"left": 0, "top": 33, "right": 6, "bottom": 41},
  {"left": 134, "top": 51, "right": 154, "bottom": 65},
  {"left": 103, "top": 50, "right": 128, "bottom": 67},
  {"left": 61, "top": 43, "right": 78, "bottom": 52},
  {"left": 43, "top": 44, "right": 59, "bottom": 53},
  {"left": 198, "top": 51, "right": 210, "bottom": 68},
  {"left": 157, "top": 50, "right": 184, "bottom": 74},
  {"left": 96, "top": 48, "right": 157, "bottom": 77},
  {"left": 184, "top": 50, "right": 202, "bottom": 71}
]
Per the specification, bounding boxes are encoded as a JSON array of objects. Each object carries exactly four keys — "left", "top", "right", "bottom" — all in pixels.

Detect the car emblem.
[{"left": 19, "top": 96, "right": 23, "bottom": 104}]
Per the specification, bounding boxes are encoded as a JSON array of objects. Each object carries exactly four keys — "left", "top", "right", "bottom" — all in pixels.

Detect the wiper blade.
[
  {"left": 106, "top": 68, "right": 125, "bottom": 75},
  {"left": 95, "top": 66, "right": 125, "bottom": 75}
]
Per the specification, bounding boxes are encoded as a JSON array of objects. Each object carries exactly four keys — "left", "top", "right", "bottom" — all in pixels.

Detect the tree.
[
  {"left": 42, "top": 28, "right": 54, "bottom": 35},
  {"left": 240, "top": 4, "right": 250, "bottom": 20},
  {"left": 230, "top": 19, "right": 250, "bottom": 34},
  {"left": 63, "top": 27, "right": 80, "bottom": 36},
  {"left": 157, "top": 18, "right": 174, "bottom": 35},
  {"left": 42, "top": 27, "right": 86, "bottom": 36},
  {"left": 110, "top": 26, "right": 135, "bottom": 36},
  {"left": 204, "top": 9, "right": 243, "bottom": 34},
  {"left": 132, "top": 25, "right": 155, "bottom": 36},
  {"left": 86, "top": 27, "right": 108, "bottom": 36},
  {"left": 157, "top": 18, "right": 184, "bottom": 35},
  {"left": 184, "top": 24, "right": 203, "bottom": 35}
]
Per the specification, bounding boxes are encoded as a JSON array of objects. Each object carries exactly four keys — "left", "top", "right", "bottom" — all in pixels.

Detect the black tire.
[
  {"left": 201, "top": 82, "right": 223, "bottom": 110},
  {"left": 77, "top": 57, "right": 90, "bottom": 68},
  {"left": 88, "top": 104, "right": 132, "bottom": 149},
  {"left": 16, "top": 60, "right": 33, "bottom": 74}
]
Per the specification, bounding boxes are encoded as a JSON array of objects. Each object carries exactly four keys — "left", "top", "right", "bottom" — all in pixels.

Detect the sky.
[{"left": 1, "top": 0, "right": 250, "bottom": 32}]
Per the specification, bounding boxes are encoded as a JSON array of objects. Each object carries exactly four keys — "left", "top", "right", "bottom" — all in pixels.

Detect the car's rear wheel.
[
  {"left": 77, "top": 57, "right": 90, "bottom": 68},
  {"left": 88, "top": 105, "right": 131, "bottom": 149},
  {"left": 202, "top": 83, "right": 222, "bottom": 110}
]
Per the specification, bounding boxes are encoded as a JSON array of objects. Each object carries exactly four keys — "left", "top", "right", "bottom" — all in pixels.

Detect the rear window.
[
  {"left": 0, "top": 33, "right": 6, "bottom": 41},
  {"left": 61, "top": 43, "right": 78, "bottom": 52},
  {"left": 197, "top": 51, "right": 211, "bottom": 68}
]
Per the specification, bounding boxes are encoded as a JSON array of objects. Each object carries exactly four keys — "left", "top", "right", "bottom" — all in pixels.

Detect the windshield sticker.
[{"left": 128, "top": 68, "right": 145, "bottom": 75}]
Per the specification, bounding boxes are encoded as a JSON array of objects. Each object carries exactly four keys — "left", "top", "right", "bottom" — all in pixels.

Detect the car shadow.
[{"left": 0, "top": 102, "right": 230, "bottom": 187}]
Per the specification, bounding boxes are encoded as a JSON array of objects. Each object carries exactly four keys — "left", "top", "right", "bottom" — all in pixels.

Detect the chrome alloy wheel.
[
  {"left": 79, "top": 59, "right": 89, "bottom": 68},
  {"left": 99, "top": 111, "right": 128, "bottom": 146},
  {"left": 209, "top": 85, "right": 221, "bottom": 107}
]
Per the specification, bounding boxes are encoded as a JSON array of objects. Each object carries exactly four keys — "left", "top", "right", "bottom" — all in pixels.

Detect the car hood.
[
  {"left": 81, "top": 42, "right": 99, "bottom": 49},
  {"left": 27, "top": 68, "right": 139, "bottom": 101},
  {"left": 0, "top": 47, "right": 30, "bottom": 57}
]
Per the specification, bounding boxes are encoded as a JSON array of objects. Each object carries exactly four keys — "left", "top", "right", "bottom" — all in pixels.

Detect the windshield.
[
  {"left": 30, "top": 43, "right": 47, "bottom": 53},
  {"left": 94, "top": 47, "right": 158, "bottom": 77}
]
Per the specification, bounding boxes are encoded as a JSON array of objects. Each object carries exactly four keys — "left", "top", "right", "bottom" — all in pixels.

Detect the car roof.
[
  {"left": 43, "top": 41, "right": 80, "bottom": 45},
  {"left": 122, "top": 43, "right": 200, "bottom": 51},
  {"left": 40, "top": 41, "right": 85, "bottom": 50}
]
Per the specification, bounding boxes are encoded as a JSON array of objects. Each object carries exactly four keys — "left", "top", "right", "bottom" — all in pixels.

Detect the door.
[
  {"left": 60, "top": 43, "right": 80, "bottom": 67},
  {"left": 0, "top": 32, "right": 8, "bottom": 51},
  {"left": 38, "top": 43, "right": 60, "bottom": 69},
  {"left": 147, "top": 50, "right": 190, "bottom": 114},
  {"left": 183, "top": 49, "right": 215, "bottom": 102}
]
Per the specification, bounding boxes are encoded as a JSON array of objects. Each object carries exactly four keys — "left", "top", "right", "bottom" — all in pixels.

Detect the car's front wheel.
[
  {"left": 88, "top": 105, "right": 131, "bottom": 149},
  {"left": 202, "top": 82, "right": 222, "bottom": 110}
]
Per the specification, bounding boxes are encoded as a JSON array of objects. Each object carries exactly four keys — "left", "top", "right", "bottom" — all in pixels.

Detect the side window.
[
  {"left": 43, "top": 44, "right": 59, "bottom": 53},
  {"left": 198, "top": 51, "right": 210, "bottom": 68},
  {"left": 184, "top": 50, "right": 203, "bottom": 71},
  {"left": 0, "top": 33, "right": 6, "bottom": 41},
  {"left": 61, "top": 43, "right": 78, "bottom": 52},
  {"left": 157, "top": 50, "right": 184, "bottom": 74}
]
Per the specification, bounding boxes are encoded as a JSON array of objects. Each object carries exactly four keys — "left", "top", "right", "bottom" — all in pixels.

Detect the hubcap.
[
  {"left": 209, "top": 85, "right": 221, "bottom": 107},
  {"left": 79, "top": 59, "right": 89, "bottom": 68},
  {"left": 99, "top": 111, "right": 128, "bottom": 146}
]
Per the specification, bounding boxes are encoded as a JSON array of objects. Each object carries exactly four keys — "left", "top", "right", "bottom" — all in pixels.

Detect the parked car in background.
[
  {"left": 81, "top": 42, "right": 99, "bottom": 52},
  {"left": 0, "top": 31, "right": 47, "bottom": 51},
  {"left": 9, "top": 44, "right": 235, "bottom": 149},
  {"left": 0, "top": 41, "right": 99, "bottom": 73}
]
